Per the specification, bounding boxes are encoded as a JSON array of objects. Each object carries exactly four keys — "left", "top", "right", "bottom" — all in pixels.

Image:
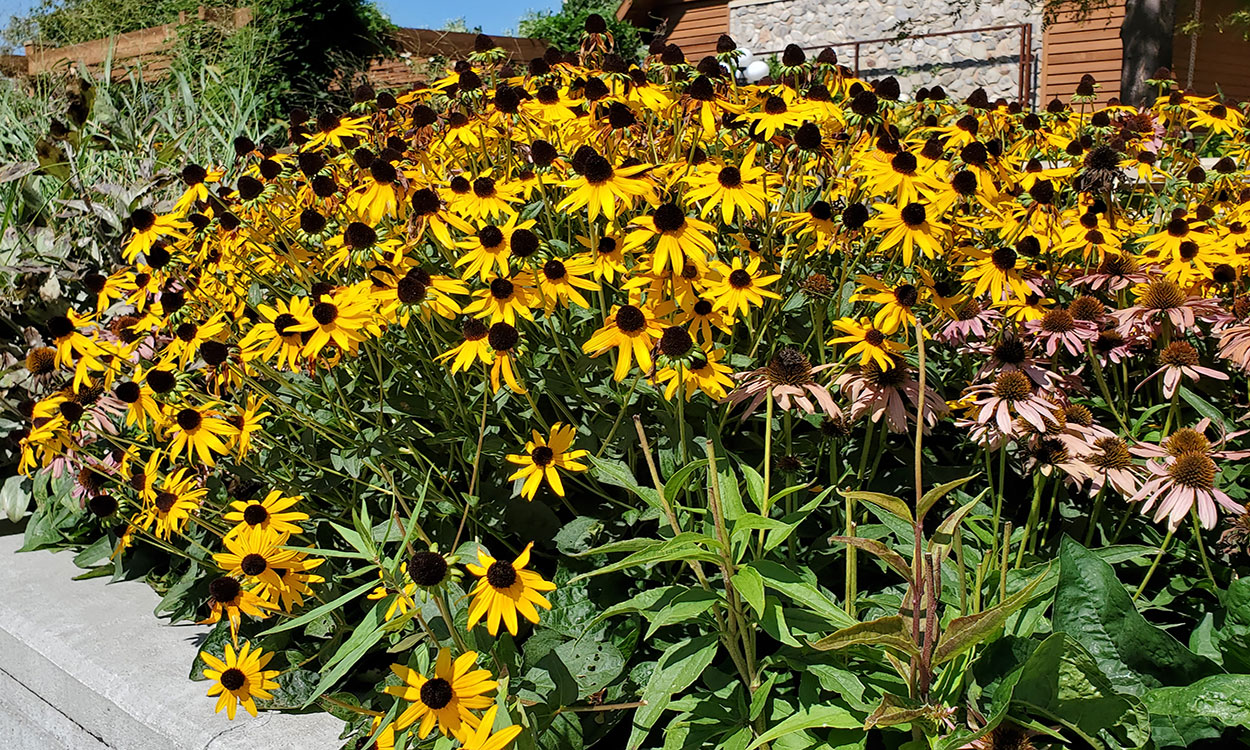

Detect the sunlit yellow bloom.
[{"left": 506, "top": 423, "right": 589, "bottom": 499}]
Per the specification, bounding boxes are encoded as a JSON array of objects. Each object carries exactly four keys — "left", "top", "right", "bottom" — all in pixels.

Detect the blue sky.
[
  {"left": 0, "top": 0, "right": 564, "bottom": 41},
  {"left": 378, "top": 0, "right": 560, "bottom": 36}
]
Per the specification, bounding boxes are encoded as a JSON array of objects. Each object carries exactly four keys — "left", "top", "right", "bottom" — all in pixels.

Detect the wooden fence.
[{"left": 5, "top": 6, "right": 547, "bottom": 88}]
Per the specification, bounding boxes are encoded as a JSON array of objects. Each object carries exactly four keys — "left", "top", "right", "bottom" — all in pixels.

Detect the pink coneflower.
[
  {"left": 725, "top": 347, "right": 840, "bottom": 419},
  {"left": 974, "top": 334, "right": 1057, "bottom": 387},
  {"left": 936, "top": 299, "right": 1001, "bottom": 343},
  {"left": 1111, "top": 278, "right": 1221, "bottom": 335},
  {"left": 1090, "top": 327, "right": 1136, "bottom": 365},
  {"left": 1024, "top": 307, "right": 1098, "bottom": 356},
  {"left": 1217, "top": 321, "right": 1250, "bottom": 373},
  {"left": 1072, "top": 252, "right": 1150, "bottom": 292},
  {"left": 966, "top": 370, "right": 1061, "bottom": 434},
  {"left": 1132, "top": 451, "right": 1238, "bottom": 529},
  {"left": 834, "top": 356, "right": 948, "bottom": 433},
  {"left": 1131, "top": 419, "right": 1250, "bottom": 462},
  {"left": 1022, "top": 435, "right": 1093, "bottom": 485},
  {"left": 1085, "top": 435, "right": 1141, "bottom": 497},
  {"left": 1136, "top": 340, "right": 1228, "bottom": 398}
]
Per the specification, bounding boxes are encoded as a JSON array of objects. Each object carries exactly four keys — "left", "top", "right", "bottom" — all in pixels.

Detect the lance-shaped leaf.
[
  {"left": 807, "top": 615, "right": 919, "bottom": 657},
  {"left": 927, "top": 496, "right": 984, "bottom": 567},
  {"left": 866, "top": 693, "right": 929, "bottom": 729},
  {"left": 934, "top": 566, "right": 1049, "bottom": 665},
  {"left": 841, "top": 490, "right": 912, "bottom": 523},
  {"left": 830, "top": 535, "right": 912, "bottom": 583},
  {"left": 917, "top": 474, "right": 978, "bottom": 519}
]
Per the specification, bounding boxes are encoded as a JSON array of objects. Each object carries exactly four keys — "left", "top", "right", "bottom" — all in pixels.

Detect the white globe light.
[
  {"left": 736, "top": 48, "right": 754, "bottom": 68},
  {"left": 744, "top": 60, "right": 769, "bottom": 83}
]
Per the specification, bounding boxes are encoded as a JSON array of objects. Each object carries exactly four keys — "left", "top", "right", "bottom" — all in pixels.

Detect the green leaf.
[
  {"left": 301, "top": 600, "right": 390, "bottom": 708},
  {"left": 865, "top": 693, "right": 928, "bottom": 729},
  {"left": 842, "top": 490, "right": 912, "bottom": 523},
  {"left": 917, "top": 474, "right": 977, "bottom": 519},
  {"left": 741, "top": 463, "right": 766, "bottom": 513},
  {"left": 1142, "top": 674, "right": 1250, "bottom": 748},
  {"left": 807, "top": 615, "right": 918, "bottom": 656},
  {"left": 745, "top": 704, "right": 860, "bottom": 749},
  {"left": 568, "top": 534, "right": 722, "bottom": 583},
  {"left": 934, "top": 567, "right": 1048, "bottom": 665},
  {"left": 830, "top": 536, "right": 912, "bottom": 583},
  {"left": 1215, "top": 577, "right": 1250, "bottom": 672},
  {"left": 663, "top": 459, "right": 708, "bottom": 504},
  {"left": 588, "top": 455, "right": 660, "bottom": 510},
  {"left": 1054, "top": 537, "right": 1221, "bottom": 696},
  {"left": 645, "top": 588, "right": 721, "bottom": 638},
  {"left": 731, "top": 565, "right": 765, "bottom": 618},
  {"left": 556, "top": 636, "right": 626, "bottom": 700},
  {"left": 266, "top": 669, "right": 321, "bottom": 710},
  {"left": 750, "top": 560, "right": 857, "bottom": 630},
  {"left": 257, "top": 578, "right": 378, "bottom": 636},
  {"left": 1178, "top": 385, "right": 1229, "bottom": 431},
  {"left": 926, "top": 496, "right": 984, "bottom": 568},
  {"left": 327, "top": 521, "right": 375, "bottom": 559},
  {"left": 627, "top": 635, "right": 719, "bottom": 750},
  {"left": 1010, "top": 633, "right": 1151, "bottom": 750}
]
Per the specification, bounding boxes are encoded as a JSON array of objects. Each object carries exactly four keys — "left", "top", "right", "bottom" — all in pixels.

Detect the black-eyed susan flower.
[
  {"left": 462, "top": 705, "right": 524, "bottom": 750},
  {"left": 199, "top": 575, "right": 271, "bottom": 641},
  {"left": 225, "top": 489, "right": 308, "bottom": 538},
  {"left": 960, "top": 245, "right": 1031, "bottom": 303},
  {"left": 466, "top": 542, "right": 556, "bottom": 636},
  {"left": 506, "top": 423, "right": 589, "bottom": 499},
  {"left": 449, "top": 173, "right": 520, "bottom": 223},
  {"left": 214, "top": 527, "right": 300, "bottom": 591},
  {"left": 655, "top": 346, "right": 735, "bottom": 400},
  {"left": 582, "top": 300, "right": 668, "bottom": 381},
  {"left": 487, "top": 322, "right": 526, "bottom": 394},
  {"left": 463, "top": 274, "right": 538, "bottom": 326},
  {"left": 705, "top": 257, "right": 782, "bottom": 317},
  {"left": 165, "top": 402, "right": 239, "bottom": 467},
  {"left": 683, "top": 150, "right": 772, "bottom": 224},
  {"left": 440, "top": 318, "right": 493, "bottom": 375},
  {"left": 294, "top": 283, "right": 377, "bottom": 359},
  {"left": 851, "top": 276, "right": 923, "bottom": 335},
  {"left": 200, "top": 640, "right": 280, "bottom": 720},
  {"left": 829, "top": 317, "right": 907, "bottom": 370},
  {"left": 367, "top": 568, "right": 418, "bottom": 622},
  {"left": 385, "top": 648, "right": 498, "bottom": 741},
  {"left": 253, "top": 553, "right": 325, "bottom": 613},
  {"left": 136, "top": 467, "right": 205, "bottom": 539},
  {"left": 625, "top": 202, "right": 717, "bottom": 274},
  {"left": 455, "top": 216, "right": 536, "bottom": 281},
  {"left": 864, "top": 201, "right": 946, "bottom": 266},
  {"left": 238, "top": 296, "right": 314, "bottom": 371},
  {"left": 557, "top": 151, "right": 654, "bottom": 221},
  {"left": 526, "top": 256, "right": 599, "bottom": 312},
  {"left": 122, "top": 208, "right": 189, "bottom": 262}
]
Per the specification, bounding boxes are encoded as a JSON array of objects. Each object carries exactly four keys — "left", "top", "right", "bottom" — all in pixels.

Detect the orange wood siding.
[
  {"left": 1172, "top": 0, "right": 1250, "bottom": 102},
  {"left": 1041, "top": 3, "right": 1126, "bottom": 105},
  {"left": 660, "top": 0, "right": 730, "bottom": 60}
]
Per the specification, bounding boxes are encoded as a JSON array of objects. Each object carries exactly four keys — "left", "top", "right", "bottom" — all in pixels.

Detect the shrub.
[{"left": 7, "top": 37, "right": 1250, "bottom": 750}]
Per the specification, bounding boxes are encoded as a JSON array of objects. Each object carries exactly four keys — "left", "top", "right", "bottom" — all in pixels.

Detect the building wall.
[{"left": 727, "top": 0, "right": 1044, "bottom": 104}]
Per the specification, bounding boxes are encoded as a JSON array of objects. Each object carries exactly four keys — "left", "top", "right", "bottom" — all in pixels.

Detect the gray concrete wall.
[
  {"left": 728, "top": 0, "right": 1044, "bottom": 104},
  {"left": 0, "top": 527, "right": 346, "bottom": 749}
]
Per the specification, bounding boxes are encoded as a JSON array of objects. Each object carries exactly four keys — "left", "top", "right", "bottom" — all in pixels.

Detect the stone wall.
[{"left": 728, "top": 0, "right": 1044, "bottom": 105}]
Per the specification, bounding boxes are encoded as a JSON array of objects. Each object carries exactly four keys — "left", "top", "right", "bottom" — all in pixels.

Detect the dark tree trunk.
[{"left": 1120, "top": 0, "right": 1178, "bottom": 105}]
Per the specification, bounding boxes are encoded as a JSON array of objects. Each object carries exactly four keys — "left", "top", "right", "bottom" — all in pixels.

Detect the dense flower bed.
[{"left": 10, "top": 22, "right": 1250, "bottom": 750}]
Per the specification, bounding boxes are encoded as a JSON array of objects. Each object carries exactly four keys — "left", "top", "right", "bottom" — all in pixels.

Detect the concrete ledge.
[{"left": 0, "top": 527, "right": 346, "bottom": 749}]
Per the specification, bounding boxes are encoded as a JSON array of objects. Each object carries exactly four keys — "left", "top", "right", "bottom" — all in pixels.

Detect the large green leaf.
[
  {"left": 745, "top": 703, "right": 860, "bottom": 749},
  {"left": 750, "top": 560, "right": 857, "bottom": 630},
  {"left": 1053, "top": 537, "right": 1221, "bottom": 696},
  {"left": 1142, "top": 674, "right": 1250, "bottom": 747},
  {"left": 807, "top": 615, "right": 918, "bottom": 656},
  {"left": 1011, "top": 633, "right": 1151, "bottom": 750},
  {"left": 627, "top": 635, "right": 720, "bottom": 749},
  {"left": 1216, "top": 577, "right": 1250, "bottom": 672}
]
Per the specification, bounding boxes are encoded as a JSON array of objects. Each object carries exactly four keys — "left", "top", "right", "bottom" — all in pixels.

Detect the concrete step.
[{"left": 0, "top": 524, "right": 346, "bottom": 749}]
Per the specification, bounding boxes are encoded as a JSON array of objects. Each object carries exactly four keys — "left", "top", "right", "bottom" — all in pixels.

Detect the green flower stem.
[{"left": 1134, "top": 526, "right": 1177, "bottom": 601}]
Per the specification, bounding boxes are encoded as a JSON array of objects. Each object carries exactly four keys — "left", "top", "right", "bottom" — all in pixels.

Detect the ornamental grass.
[{"left": 9, "top": 21, "right": 1250, "bottom": 750}]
